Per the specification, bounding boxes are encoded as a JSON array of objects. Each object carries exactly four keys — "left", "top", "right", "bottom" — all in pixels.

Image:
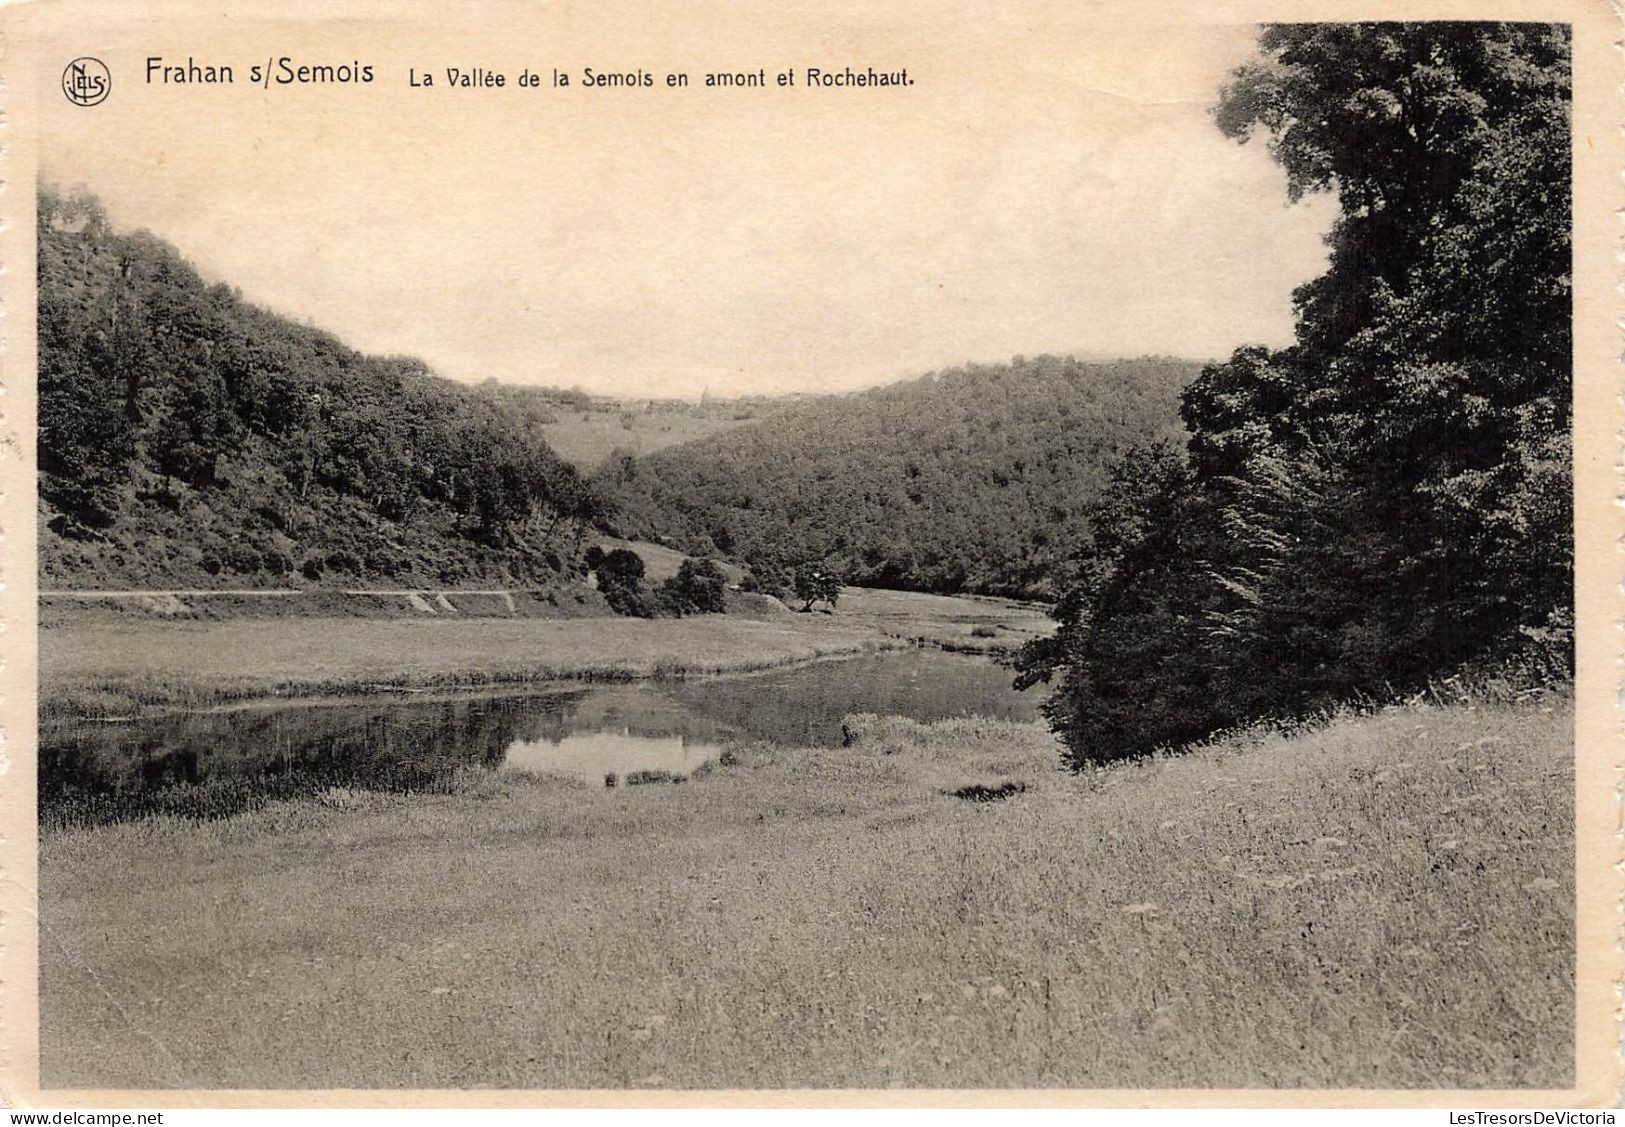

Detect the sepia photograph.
[{"left": 2, "top": 0, "right": 1618, "bottom": 1107}]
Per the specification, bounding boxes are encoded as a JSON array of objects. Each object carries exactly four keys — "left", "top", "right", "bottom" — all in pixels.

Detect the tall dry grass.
[{"left": 40, "top": 697, "right": 1571, "bottom": 1089}]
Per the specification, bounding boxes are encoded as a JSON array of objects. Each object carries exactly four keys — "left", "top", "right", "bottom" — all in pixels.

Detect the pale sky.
[{"left": 30, "top": 2, "right": 1338, "bottom": 398}]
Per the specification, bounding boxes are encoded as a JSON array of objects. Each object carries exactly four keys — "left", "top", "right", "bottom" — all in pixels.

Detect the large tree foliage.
[
  {"left": 1018, "top": 23, "right": 1572, "bottom": 765},
  {"left": 792, "top": 562, "right": 842, "bottom": 613},
  {"left": 587, "top": 546, "right": 655, "bottom": 617},
  {"left": 38, "top": 185, "right": 607, "bottom": 587}
]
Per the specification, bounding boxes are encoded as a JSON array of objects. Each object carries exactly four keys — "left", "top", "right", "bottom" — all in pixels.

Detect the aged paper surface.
[{"left": 0, "top": 0, "right": 1618, "bottom": 1108}]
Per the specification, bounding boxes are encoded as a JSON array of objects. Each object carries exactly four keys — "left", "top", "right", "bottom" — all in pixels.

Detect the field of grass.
[
  {"left": 834, "top": 587, "right": 1053, "bottom": 655},
  {"left": 40, "top": 587, "right": 1047, "bottom": 719},
  {"left": 40, "top": 613, "right": 894, "bottom": 719},
  {"left": 540, "top": 409, "right": 761, "bottom": 470},
  {"left": 39, "top": 696, "right": 1572, "bottom": 1089}
]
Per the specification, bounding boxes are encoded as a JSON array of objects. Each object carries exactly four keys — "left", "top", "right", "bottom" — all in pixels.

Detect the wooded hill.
[
  {"left": 38, "top": 184, "right": 1195, "bottom": 603},
  {"left": 597, "top": 355, "right": 1200, "bottom": 600},
  {"left": 38, "top": 186, "right": 605, "bottom": 590}
]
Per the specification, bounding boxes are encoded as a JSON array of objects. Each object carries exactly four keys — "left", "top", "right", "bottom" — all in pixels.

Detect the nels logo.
[{"left": 62, "top": 57, "right": 111, "bottom": 106}]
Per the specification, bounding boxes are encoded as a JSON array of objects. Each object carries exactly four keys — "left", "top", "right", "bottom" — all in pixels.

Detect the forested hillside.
[
  {"left": 1017, "top": 23, "right": 1574, "bottom": 765},
  {"left": 598, "top": 356, "right": 1199, "bottom": 600},
  {"left": 38, "top": 186, "right": 604, "bottom": 589}
]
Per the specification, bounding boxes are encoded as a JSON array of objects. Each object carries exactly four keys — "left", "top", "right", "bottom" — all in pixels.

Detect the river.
[{"left": 41, "top": 648, "right": 1044, "bottom": 825}]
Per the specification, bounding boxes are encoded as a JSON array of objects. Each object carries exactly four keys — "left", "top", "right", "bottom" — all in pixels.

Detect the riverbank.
[
  {"left": 41, "top": 614, "right": 888, "bottom": 720},
  {"left": 39, "top": 696, "right": 1573, "bottom": 1088},
  {"left": 40, "top": 586, "right": 1053, "bottom": 719}
]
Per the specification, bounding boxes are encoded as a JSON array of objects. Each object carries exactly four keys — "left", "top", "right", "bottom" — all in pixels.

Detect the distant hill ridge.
[
  {"left": 598, "top": 354, "right": 1200, "bottom": 600},
  {"left": 39, "top": 184, "right": 1195, "bottom": 601}
]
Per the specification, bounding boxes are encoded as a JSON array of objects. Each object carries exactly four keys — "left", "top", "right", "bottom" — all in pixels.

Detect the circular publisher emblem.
[{"left": 62, "top": 57, "right": 111, "bottom": 106}]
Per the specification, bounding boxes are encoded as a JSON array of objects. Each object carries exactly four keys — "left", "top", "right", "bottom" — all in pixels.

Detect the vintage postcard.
[{"left": 0, "top": 0, "right": 1618, "bottom": 1109}]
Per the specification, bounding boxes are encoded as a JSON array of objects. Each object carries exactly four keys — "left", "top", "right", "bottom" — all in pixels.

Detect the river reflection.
[
  {"left": 41, "top": 649, "right": 1041, "bottom": 826},
  {"left": 504, "top": 732, "right": 724, "bottom": 783}
]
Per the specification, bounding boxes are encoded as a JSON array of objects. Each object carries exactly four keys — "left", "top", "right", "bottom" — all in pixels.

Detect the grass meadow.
[
  {"left": 40, "top": 587, "right": 1049, "bottom": 719},
  {"left": 39, "top": 696, "right": 1572, "bottom": 1089},
  {"left": 833, "top": 587, "right": 1053, "bottom": 654},
  {"left": 539, "top": 408, "right": 759, "bottom": 470},
  {"left": 40, "top": 614, "right": 886, "bottom": 719}
]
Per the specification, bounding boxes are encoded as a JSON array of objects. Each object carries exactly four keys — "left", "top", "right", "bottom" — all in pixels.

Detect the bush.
[
  {"left": 601, "top": 579, "right": 653, "bottom": 618},
  {"left": 222, "top": 542, "right": 261, "bottom": 574},
  {"left": 364, "top": 547, "right": 403, "bottom": 577},
  {"left": 624, "top": 769, "right": 682, "bottom": 786},
  {"left": 598, "top": 548, "right": 644, "bottom": 582},
  {"left": 740, "top": 566, "right": 787, "bottom": 600},
  {"left": 325, "top": 549, "right": 362, "bottom": 575},
  {"left": 658, "top": 558, "right": 728, "bottom": 616},
  {"left": 261, "top": 549, "right": 294, "bottom": 577},
  {"left": 949, "top": 781, "right": 1027, "bottom": 803},
  {"left": 592, "top": 547, "right": 653, "bottom": 617}
]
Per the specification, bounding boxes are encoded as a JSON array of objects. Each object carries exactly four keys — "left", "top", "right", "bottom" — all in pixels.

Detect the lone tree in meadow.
[{"left": 793, "top": 563, "right": 842, "bottom": 613}]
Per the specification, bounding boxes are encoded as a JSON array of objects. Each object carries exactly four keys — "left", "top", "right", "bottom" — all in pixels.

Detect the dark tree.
[
  {"left": 593, "top": 547, "right": 652, "bottom": 617},
  {"left": 658, "top": 558, "right": 728, "bottom": 616},
  {"left": 1021, "top": 23, "right": 1573, "bottom": 766}
]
